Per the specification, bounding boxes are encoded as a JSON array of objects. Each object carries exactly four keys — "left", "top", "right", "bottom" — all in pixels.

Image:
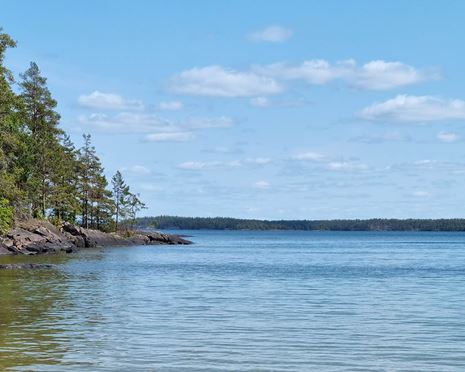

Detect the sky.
[{"left": 2, "top": 0, "right": 465, "bottom": 219}]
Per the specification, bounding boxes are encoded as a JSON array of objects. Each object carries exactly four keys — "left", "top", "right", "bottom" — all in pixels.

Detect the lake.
[{"left": 1, "top": 231, "right": 465, "bottom": 371}]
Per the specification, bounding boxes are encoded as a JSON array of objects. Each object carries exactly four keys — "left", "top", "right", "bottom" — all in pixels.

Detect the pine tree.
[
  {"left": 0, "top": 29, "right": 146, "bottom": 235},
  {"left": 0, "top": 29, "right": 27, "bottom": 227},
  {"left": 49, "top": 134, "right": 81, "bottom": 223},
  {"left": 77, "top": 134, "right": 100, "bottom": 228},
  {"left": 111, "top": 171, "right": 130, "bottom": 231},
  {"left": 127, "top": 192, "right": 146, "bottom": 229},
  {"left": 20, "top": 62, "right": 62, "bottom": 218},
  {"left": 92, "top": 174, "right": 114, "bottom": 231}
]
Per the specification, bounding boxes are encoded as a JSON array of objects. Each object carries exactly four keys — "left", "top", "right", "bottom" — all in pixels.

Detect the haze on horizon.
[{"left": 3, "top": 0, "right": 465, "bottom": 220}]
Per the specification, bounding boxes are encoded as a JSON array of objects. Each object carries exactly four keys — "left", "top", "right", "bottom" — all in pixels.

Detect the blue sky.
[{"left": 3, "top": 0, "right": 465, "bottom": 219}]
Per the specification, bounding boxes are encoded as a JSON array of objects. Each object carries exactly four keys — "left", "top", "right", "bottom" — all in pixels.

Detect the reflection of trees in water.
[
  {"left": 0, "top": 255, "right": 72, "bottom": 370},
  {"left": 0, "top": 249, "right": 118, "bottom": 370}
]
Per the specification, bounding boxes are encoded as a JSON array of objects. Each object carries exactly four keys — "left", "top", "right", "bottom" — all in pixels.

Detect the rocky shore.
[{"left": 0, "top": 220, "right": 191, "bottom": 256}]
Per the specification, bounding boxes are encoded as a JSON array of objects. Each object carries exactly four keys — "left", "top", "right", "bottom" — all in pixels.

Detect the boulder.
[{"left": 145, "top": 231, "right": 191, "bottom": 245}]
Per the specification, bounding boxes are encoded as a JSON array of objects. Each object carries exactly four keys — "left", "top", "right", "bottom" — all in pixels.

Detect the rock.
[
  {"left": 127, "top": 234, "right": 151, "bottom": 245},
  {"left": 145, "top": 231, "right": 192, "bottom": 245},
  {"left": 62, "top": 223, "right": 132, "bottom": 247},
  {"left": 0, "top": 243, "right": 11, "bottom": 255},
  {"left": 0, "top": 220, "right": 192, "bottom": 256},
  {"left": 0, "top": 263, "right": 53, "bottom": 269}
]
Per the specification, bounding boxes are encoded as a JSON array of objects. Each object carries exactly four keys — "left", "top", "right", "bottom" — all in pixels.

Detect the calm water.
[{"left": 1, "top": 231, "right": 465, "bottom": 371}]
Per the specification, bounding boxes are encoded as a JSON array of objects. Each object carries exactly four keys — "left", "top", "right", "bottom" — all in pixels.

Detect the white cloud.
[
  {"left": 254, "top": 59, "right": 437, "bottom": 90},
  {"left": 250, "top": 96, "right": 270, "bottom": 107},
  {"left": 78, "top": 91, "right": 143, "bottom": 110},
  {"left": 255, "top": 60, "right": 354, "bottom": 85},
  {"left": 412, "top": 190, "right": 431, "bottom": 197},
  {"left": 359, "top": 95, "right": 465, "bottom": 122},
  {"left": 254, "top": 180, "right": 270, "bottom": 189},
  {"left": 169, "top": 60, "right": 436, "bottom": 100},
  {"left": 158, "top": 101, "right": 183, "bottom": 110},
  {"left": 227, "top": 160, "right": 242, "bottom": 168},
  {"left": 327, "top": 162, "right": 368, "bottom": 171},
  {"left": 248, "top": 25, "right": 293, "bottom": 43},
  {"left": 291, "top": 152, "right": 325, "bottom": 161},
  {"left": 79, "top": 113, "right": 233, "bottom": 136},
  {"left": 177, "top": 161, "right": 221, "bottom": 170},
  {"left": 185, "top": 116, "right": 233, "bottom": 129},
  {"left": 120, "top": 164, "right": 151, "bottom": 175},
  {"left": 353, "top": 60, "right": 439, "bottom": 90},
  {"left": 349, "top": 131, "right": 410, "bottom": 144},
  {"left": 290, "top": 151, "right": 368, "bottom": 172},
  {"left": 246, "top": 157, "right": 272, "bottom": 165},
  {"left": 177, "top": 157, "right": 271, "bottom": 171},
  {"left": 168, "top": 65, "right": 283, "bottom": 97},
  {"left": 144, "top": 132, "right": 193, "bottom": 142},
  {"left": 437, "top": 131, "right": 459, "bottom": 143},
  {"left": 79, "top": 112, "right": 172, "bottom": 133},
  {"left": 206, "top": 146, "right": 243, "bottom": 154}
]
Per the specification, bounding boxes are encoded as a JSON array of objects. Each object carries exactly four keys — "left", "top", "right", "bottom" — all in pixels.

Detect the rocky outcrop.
[
  {"left": 2, "top": 221, "right": 75, "bottom": 255},
  {"left": 0, "top": 220, "right": 192, "bottom": 256},
  {"left": 0, "top": 263, "right": 54, "bottom": 269},
  {"left": 61, "top": 223, "right": 132, "bottom": 248},
  {"left": 143, "top": 231, "right": 191, "bottom": 245}
]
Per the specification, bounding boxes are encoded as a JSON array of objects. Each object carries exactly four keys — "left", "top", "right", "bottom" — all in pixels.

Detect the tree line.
[
  {"left": 136, "top": 216, "right": 465, "bottom": 232},
  {"left": 0, "top": 28, "right": 145, "bottom": 234}
]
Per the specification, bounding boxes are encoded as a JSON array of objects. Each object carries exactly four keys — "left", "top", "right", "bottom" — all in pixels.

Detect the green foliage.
[
  {"left": 112, "top": 171, "right": 146, "bottom": 232},
  {"left": 0, "top": 198, "right": 13, "bottom": 235},
  {"left": 20, "top": 62, "right": 62, "bottom": 218},
  {"left": 0, "top": 28, "right": 145, "bottom": 234}
]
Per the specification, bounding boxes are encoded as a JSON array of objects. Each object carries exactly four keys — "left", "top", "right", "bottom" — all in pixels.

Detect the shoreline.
[{"left": 0, "top": 220, "right": 192, "bottom": 257}]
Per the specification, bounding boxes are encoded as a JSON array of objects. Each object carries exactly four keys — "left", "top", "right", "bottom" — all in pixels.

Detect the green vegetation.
[
  {"left": 137, "top": 216, "right": 465, "bottom": 232},
  {"left": 0, "top": 28, "right": 144, "bottom": 234},
  {"left": 0, "top": 199, "right": 13, "bottom": 235}
]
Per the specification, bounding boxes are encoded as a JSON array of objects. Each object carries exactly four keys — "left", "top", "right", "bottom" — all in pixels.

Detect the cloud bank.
[{"left": 169, "top": 60, "right": 438, "bottom": 97}]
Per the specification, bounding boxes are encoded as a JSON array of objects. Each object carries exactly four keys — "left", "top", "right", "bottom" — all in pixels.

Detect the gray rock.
[
  {"left": 0, "top": 220, "right": 192, "bottom": 256},
  {"left": 0, "top": 263, "right": 53, "bottom": 269}
]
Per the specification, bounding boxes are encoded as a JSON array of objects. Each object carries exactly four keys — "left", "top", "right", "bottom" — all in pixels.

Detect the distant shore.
[{"left": 135, "top": 216, "right": 465, "bottom": 232}]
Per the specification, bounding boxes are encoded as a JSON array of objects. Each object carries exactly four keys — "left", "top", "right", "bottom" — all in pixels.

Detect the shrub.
[{"left": 0, "top": 198, "right": 13, "bottom": 235}]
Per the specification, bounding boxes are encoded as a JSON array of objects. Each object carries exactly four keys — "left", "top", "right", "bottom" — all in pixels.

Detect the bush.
[{"left": 0, "top": 198, "right": 13, "bottom": 235}]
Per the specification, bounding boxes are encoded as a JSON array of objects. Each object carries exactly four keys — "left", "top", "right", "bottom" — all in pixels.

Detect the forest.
[
  {"left": 136, "top": 216, "right": 465, "bottom": 232},
  {"left": 0, "top": 28, "right": 144, "bottom": 235}
]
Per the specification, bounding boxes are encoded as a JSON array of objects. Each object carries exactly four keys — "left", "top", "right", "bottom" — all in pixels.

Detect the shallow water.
[{"left": 1, "top": 231, "right": 465, "bottom": 371}]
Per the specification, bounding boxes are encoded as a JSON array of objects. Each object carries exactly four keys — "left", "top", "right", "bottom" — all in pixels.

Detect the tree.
[
  {"left": 0, "top": 29, "right": 27, "bottom": 220},
  {"left": 127, "top": 193, "right": 146, "bottom": 229},
  {"left": 91, "top": 174, "right": 114, "bottom": 231},
  {"left": 0, "top": 29, "right": 147, "bottom": 235},
  {"left": 111, "top": 171, "right": 130, "bottom": 231},
  {"left": 77, "top": 134, "right": 101, "bottom": 228},
  {"left": 20, "top": 62, "right": 62, "bottom": 218},
  {"left": 49, "top": 134, "right": 81, "bottom": 223}
]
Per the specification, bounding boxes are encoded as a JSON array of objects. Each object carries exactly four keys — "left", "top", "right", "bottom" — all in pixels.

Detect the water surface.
[{"left": 1, "top": 231, "right": 465, "bottom": 371}]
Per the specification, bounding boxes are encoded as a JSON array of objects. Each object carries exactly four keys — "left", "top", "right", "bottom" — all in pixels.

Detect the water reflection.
[
  {"left": 0, "top": 267, "right": 69, "bottom": 370},
  {"left": 0, "top": 252, "right": 103, "bottom": 371}
]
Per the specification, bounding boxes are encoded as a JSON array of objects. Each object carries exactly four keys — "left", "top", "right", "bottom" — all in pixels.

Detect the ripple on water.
[{"left": 1, "top": 231, "right": 465, "bottom": 371}]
